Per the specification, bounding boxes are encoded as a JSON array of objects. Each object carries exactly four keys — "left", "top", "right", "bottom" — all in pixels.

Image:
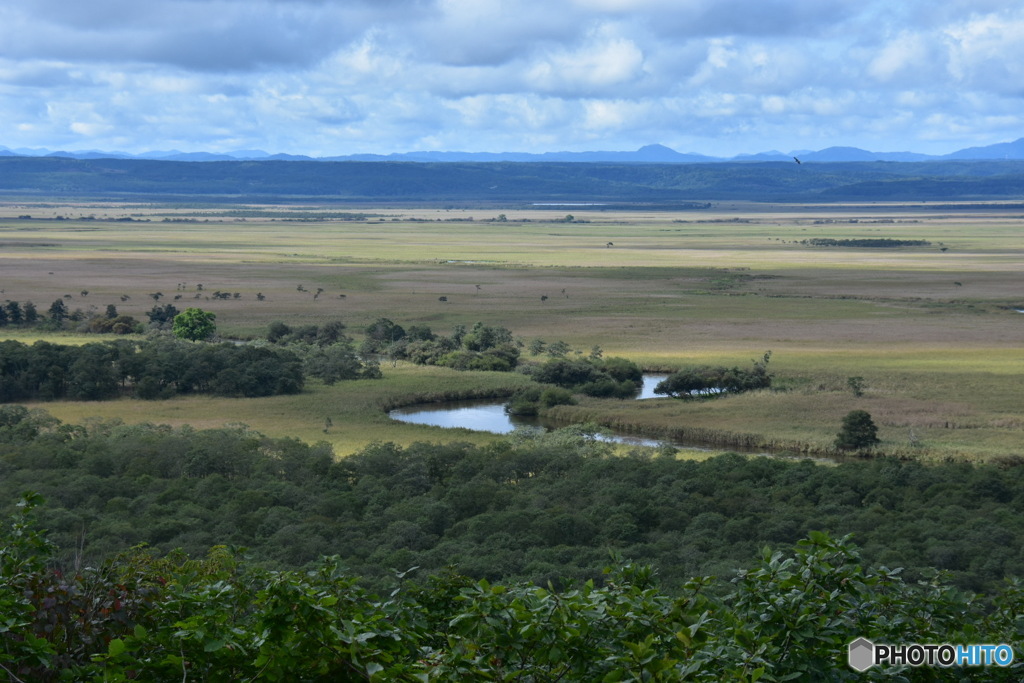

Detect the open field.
[
  {"left": 2, "top": 200, "right": 1022, "bottom": 460},
  {"left": 21, "top": 363, "right": 536, "bottom": 456}
]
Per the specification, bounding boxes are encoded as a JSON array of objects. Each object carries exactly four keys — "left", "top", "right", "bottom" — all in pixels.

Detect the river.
[{"left": 387, "top": 374, "right": 759, "bottom": 453}]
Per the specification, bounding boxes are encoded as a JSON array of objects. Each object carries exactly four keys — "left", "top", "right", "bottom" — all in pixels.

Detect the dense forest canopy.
[
  {"left": 3, "top": 415, "right": 1024, "bottom": 680},
  {"left": 2, "top": 407, "right": 1022, "bottom": 596},
  {"left": 4, "top": 500, "right": 1023, "bottom": 681}
]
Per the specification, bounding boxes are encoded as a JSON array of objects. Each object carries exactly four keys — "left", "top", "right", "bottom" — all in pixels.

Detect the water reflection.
[
  {"left": 388, "top": 374, "right": 712, "bottom": 450},
  {"left": 388, "top": 375, "right": 841, "bottom": 461},
  {"left": 635, "top": 374, "right": 668, "bottom": 400},
  {"left": 389, "top": 400, "right": 535, "bottom": 434}
]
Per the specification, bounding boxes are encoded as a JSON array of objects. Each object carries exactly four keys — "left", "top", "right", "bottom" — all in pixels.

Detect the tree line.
[
  {"left": 0, "top": 297, "right": 175, "bottom": 335},
  {"left": 0, "top": 318, "right": 379, "bottom": 402},
  {"left": 654, "top": 352, "right": 772, "bottom": 399},
  {"left": 361, "top": 318, "right": 522, "bottom": 372},
  {"left": 2, "top": 407, "right": 1022, "bottom": 597},
  {"left": 801, "top": 238, "right": 932, "bottom": 248},
  {"left": 0, "top": 338, "right": 305, "bottom": 401}
]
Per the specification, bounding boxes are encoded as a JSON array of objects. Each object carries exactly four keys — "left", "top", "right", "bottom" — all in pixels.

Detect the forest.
[
  {"left": 3, "top": 414, "right": 1024, "bottom": 680},
  {"left": 2, "top": 406, "right": 1023, "bottom": 596}
]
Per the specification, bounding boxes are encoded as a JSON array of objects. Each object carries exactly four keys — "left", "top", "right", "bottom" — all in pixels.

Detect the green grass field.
[
  {"left": 2, "top": 200, "right": 1022, "bottom": 460},
  {"left": 22, "top": 363, "right": 535, "bottom": 456}
]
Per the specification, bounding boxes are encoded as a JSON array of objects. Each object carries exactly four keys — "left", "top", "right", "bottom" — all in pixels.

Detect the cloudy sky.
[{"left": 1, "top": 0, "right": 1022, "bottom": 157}]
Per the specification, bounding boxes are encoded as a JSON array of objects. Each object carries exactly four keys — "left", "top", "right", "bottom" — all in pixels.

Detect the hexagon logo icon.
[{"left": 848, "top": 637, "right": 875, "bottom": 672}]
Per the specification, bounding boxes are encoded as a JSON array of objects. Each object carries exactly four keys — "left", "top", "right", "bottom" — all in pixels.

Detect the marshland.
[{"left": 2, "top": 199, "right": 1020, "bottom": 461}]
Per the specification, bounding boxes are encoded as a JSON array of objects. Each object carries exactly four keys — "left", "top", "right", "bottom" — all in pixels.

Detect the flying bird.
[{"left": 793, "top": 157, "right": 802, "bottom": 164}]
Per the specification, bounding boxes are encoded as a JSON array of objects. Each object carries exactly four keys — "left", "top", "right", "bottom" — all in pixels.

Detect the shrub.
[{"left": 835, "top": 410, "right": 880, "bottom": 450}]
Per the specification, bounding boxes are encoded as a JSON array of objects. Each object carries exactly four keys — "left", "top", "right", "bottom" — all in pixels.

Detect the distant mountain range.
[
  {"left": 2, "top": 139, "right": 1024, "bottom": 163},
  {"left": 4, "top": 154, "right": 1024, "bottom": 202}
]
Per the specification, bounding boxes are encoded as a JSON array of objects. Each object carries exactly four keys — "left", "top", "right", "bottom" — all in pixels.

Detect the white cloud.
[
  {"left": 867, "top": 32, "right": 935, "bottom": 83},
  {"left": 527, "top": 29, "right": 646, "bottom": 96},
  {"left": 945, "top": 12, "right": 1024, "bottom": 94},
  {"left": 0, "top": 0, "right": 1022, "bottom": 155}
]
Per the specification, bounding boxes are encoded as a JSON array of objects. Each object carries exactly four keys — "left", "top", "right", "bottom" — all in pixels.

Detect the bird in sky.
[{"left": 793, "top": 157, "right": 802, "bottom": 164}]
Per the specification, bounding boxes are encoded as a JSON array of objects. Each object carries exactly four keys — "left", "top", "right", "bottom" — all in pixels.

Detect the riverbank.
[{"left": 22, "top": 354, "right": 1024, "bottom": 463}]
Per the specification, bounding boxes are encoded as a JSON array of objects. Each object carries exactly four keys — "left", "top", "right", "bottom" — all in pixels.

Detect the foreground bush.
[{"left": 2, "top": 497, "right": 1021, "bottom": 681}]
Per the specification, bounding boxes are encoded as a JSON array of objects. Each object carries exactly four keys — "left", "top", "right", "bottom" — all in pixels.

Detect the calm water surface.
[
  {"left": 389, "top": 374, "right": 843, "bottom": 461},
  {"left": 388, "top": 374, "right": 715, "bottom": 451}
]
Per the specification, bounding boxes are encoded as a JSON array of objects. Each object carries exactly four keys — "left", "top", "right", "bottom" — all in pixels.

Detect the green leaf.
[
  {"left": 107, "top": 638, "right": 127, "bottom": 658},
  {"left": 203, "top": 639, "right": 226, "bottom": 652}
]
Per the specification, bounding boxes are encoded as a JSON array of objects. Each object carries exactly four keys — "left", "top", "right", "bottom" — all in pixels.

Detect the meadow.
[{"left": 1, "top": 200, "right": 1021, "bottom": 459}]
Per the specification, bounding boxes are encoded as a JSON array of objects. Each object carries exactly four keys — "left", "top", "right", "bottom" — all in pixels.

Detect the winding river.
[{"left": 388, "top": 374, "right": 752, "bottom": 452}]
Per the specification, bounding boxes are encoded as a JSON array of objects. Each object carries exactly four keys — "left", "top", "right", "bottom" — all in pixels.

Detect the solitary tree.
[
  {"left": 172, "top": 307, "right": 217, "bottom": 341},
  {"left": 835, "top": 410, "right": 880, "bottom": 450}
]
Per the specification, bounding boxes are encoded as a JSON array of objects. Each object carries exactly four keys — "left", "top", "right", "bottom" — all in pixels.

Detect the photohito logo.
[{"left": 848, "top": 637, "right": 1014, "bottom": 671}]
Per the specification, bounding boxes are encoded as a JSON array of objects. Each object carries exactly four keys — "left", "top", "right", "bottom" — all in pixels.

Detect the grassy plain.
[{"left": 1, "top": 200, "right": 1021, "bottom": 460}]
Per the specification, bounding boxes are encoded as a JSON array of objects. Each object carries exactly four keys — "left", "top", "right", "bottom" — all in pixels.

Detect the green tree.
[
  {"left": 145, "top": 303, "right": 179, "bottom": 326},
  {"left": 6, "top": 300, "right": 24, "bottom": 324},
  {"left": 303, "top": 342, "right": 381, "bottom": 384},
  {"left": 835, "top": 409, "right": 880, "bottom": 450},
  {"left": 546, "top": 340, "right": 571, "bottom": 358},
  {"left": 22, "top": 302, "right": 38, "bottom": 324},
  {"left": 266, "top": 321, "right": 293, "bottom": 343},
  {"left": 361, "top": 317, "right": 405, "bottom": 354},
  {"left": 46, "top": 298, "right": 66, "bottom": 323},
  {"left": 172, "top": 308, "right": 217, "bottom": 341}
]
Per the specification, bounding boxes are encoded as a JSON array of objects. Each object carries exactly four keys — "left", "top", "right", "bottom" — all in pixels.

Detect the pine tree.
[{"left": 47, "top": 298, "right": 68, "bottom": 322}]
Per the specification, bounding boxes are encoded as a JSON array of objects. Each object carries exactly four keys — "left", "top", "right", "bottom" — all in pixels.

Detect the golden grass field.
[{"left": 1, "top": 200, "right": 1021, "bottom": 460}]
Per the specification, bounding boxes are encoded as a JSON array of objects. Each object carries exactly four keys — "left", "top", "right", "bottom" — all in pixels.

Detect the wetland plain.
[{"left": 1, "top": 200, "right": 1021, "bottom": 460}]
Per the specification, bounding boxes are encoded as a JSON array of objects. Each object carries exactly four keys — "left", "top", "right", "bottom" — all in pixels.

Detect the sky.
[{"left": 1, "top": 0, "right": 1022, "bottom": 157}]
